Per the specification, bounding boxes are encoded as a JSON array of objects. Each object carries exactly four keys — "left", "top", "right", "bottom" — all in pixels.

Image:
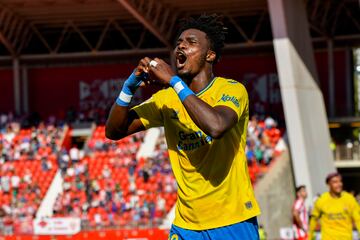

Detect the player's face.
[
  {"left": 174, "top": 28, "right": 210, "bottom": 79},
  {"left": 299, "top": 188, "right": 307, "bottom": 199},
  {"left": 328, "top": 176, "right": 343, "bottom": 194},
  {"left": 296, "top": 187, "right": 307, "bottom": 199}
]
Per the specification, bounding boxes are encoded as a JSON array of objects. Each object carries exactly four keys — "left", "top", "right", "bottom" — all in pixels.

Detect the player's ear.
[{"left": 206, "top": 50, "right": 216, "bottom": 63}]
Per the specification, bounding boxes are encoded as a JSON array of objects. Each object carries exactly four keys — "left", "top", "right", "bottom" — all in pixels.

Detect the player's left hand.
[{"left": 148, "top": 58, "right": 175, "bottom": 85}]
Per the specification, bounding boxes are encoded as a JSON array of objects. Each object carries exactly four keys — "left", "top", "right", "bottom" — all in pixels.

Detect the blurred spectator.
[
  {"left": 11, "top": 172, "right": 20, "bottom": 197},
  {"left": 23, "top": 170, "right": 32, "bottom": 185},
  {"left": 102, "top": 165, "right": 112, "bottom": 179},
  {"left": 245, "top": 115, "right": 285, "bottom": 183},
  {"left": 3, "top": 214, "right": 13, "bottom": 235},
  {"left": 58, "top": 148, "right": 70, "bottom": 175},
  {"left": 70, "top": 145, "right": 80, "bottom": 163},
  {"left": 1, "top": 174, "right": 10, "bottom": 194}
]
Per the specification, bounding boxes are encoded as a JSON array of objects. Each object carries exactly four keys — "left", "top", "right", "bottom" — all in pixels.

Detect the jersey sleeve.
[
  {"left": 132, "top": 92, "right": 164, "bottom": 129},
  {"left": 293, "top": 199, "right": 302, "bottom": 211},
  {"left": 213, "top": 81, "right": 248, "bottom": 120},
  {"left": 310, "top": 198, "right": 322, "bottom": 219},
  {"left": 309, "top": 198, "right": 322, "bottom": 237},
  {"left": 349, "top": 195, "right": 360, "bottom": 233}
]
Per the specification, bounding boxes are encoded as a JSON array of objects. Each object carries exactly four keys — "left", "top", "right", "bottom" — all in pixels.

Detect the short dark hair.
[
  {"left": 325, "top": 172, "right": 341, "bottom": 184},
  {"left": 177, "top": 14, "right": 227, "bottom": 64},
  {"left": 296, "top": 185, "right": 306, "bottom": 194}
]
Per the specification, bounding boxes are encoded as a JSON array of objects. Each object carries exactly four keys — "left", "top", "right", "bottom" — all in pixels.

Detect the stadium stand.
[
  {"left": 53, "top": 126, "right": 177, "bottom": 229},
  {"left": 0, "top": 115, "right": 65, "bottom": 235},
  {"left": 0, "top": 113, "right": 284, "bottom": 235},
  {"left": 246, "top": 115, "right": 285, "bottom": 184}
]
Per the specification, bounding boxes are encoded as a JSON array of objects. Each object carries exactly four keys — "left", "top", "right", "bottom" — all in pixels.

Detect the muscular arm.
[
  {"left": 182, "top": 95, "right": 238, "bottom": 139},
  {"left": 105, "top": 57, "right": 151, "bottom": 140},
  {"left": 149, "top": 58, "right": 239, "bottom": 139},
  {"left": 105, "top": 105, "right": 144, "bottom": 140}
]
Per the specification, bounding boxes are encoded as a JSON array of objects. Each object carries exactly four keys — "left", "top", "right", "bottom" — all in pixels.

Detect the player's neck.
[
  {"left": 329, "top": 191, "right": 341, "bottom": 198},
  {"left": 188, "top": 69, "right": 214, "bottom": 94},
  {"left": 298, "top": 197, "right": 305, "bottom": 201}
]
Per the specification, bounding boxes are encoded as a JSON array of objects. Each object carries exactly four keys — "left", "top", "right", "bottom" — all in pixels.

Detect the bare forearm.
[
  {"left": 182, "top": 95, "right": 236, "bottom": 139},
  {"left": 293, "top": 212, "right": 304, "bottom": 229},
  {"left": 145, "top": 58, "right": 238, "bottom": 138},
  {"left": 105, "top": 58, "right": 152, "bottom": 140},
  {"left": 105, "top": 103, "right": 130, "bottom": 140}
]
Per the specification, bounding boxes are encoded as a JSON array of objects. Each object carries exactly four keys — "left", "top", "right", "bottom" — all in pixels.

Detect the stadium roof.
[{"left": 0, "top": 0, "right": 359, "bottom": 63}]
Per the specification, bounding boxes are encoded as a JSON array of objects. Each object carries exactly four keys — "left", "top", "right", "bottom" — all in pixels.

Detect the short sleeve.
[
  {"left": 311, "top": 198, "right": 321, "bottom": 219},
  {"left": 214, "top": 82, "right": 248, "bottom": 120},
  {"left": 293, "top": 199, "right": 302, "bottom": 211},
  {"left": 132, "top": 92, "right": 164, "bottom": 129},
  {"left": 349, "top": 195, "right": 360, "bottom": 232}
]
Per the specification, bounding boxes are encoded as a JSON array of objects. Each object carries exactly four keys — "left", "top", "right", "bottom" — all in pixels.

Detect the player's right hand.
[
  {"left": 123, "top": 57, "right": 151, "bottom": 94},
  {"left": 135, "top": 57, "right": 152, "bottom": 76}
]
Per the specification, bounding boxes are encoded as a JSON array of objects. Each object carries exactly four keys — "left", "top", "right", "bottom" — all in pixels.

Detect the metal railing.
[{"left": 334, "top": 141, "right": 360, "bottom": 161}]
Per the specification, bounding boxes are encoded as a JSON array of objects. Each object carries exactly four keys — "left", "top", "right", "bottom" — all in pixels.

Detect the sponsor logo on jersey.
[
  {"left": 177, "top": 130, "right": 212, "bottom": 151},
  {"left": 219, "top": 94, "right": 240, "bottom": 107}
]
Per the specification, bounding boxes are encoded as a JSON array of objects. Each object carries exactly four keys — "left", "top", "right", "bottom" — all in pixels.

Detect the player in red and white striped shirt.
[{"left": 292, "top": 185, "right": 308, "bottom": 240}]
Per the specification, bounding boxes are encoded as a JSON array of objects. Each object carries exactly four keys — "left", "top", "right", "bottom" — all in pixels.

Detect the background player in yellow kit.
[
  {"left": 105, "top": 14, "right": 261, "bottom": 239},
  {"left": 309, "top": 172, "right": 360, "bottom": 240}
]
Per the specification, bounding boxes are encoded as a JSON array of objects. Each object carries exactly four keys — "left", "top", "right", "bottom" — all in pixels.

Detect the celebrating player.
[{"left": 106, "top": 14, "right": 261, "bottom": 240}]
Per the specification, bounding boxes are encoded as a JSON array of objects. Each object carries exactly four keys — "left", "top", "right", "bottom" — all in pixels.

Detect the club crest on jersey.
[
  {"left": 245, "top": 201, "right": 253, "bottom": 209},
  {"left": 169, "top": 234, "right": 179, "bottom": 240},
  {"left": 227, "top": 80, "right": 239, "bottom": 84},
  {"left": 218, "top": 94, "right": 240, "bottom": 107}
]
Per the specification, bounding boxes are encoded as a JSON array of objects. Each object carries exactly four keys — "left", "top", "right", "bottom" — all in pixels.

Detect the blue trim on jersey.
[
  {"left": 169, "top": 217, "right": 259, "bottom": 240},
  {"left": 196, "top": 77, "right": 217, "bottom": 97}
]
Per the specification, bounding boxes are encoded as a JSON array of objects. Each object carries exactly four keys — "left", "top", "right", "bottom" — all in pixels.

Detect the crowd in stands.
[
  {"left": 0, "top": 112, "right": 64, "bottom": 235},
  {"left": 0, "top": 111, "right": 285, "bottom": 234},
  {"left": 246, "top": 115, "right": 285, "bottom": 183},
  {"left": 54, "top": 127, "right": 177, "bottom": 229}
]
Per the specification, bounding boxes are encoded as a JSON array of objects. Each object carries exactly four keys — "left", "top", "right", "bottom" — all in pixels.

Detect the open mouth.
[{"left": 176, "top": 51, "right": 187, "bottom": 69}]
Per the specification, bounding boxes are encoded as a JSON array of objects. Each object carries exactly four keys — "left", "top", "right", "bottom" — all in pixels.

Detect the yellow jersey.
[
  {"left": 309, "top": 191, "right": 360, "bottom": 240},
  {"left": 133, "top": 77, "right": 261, "bottom": 230}
]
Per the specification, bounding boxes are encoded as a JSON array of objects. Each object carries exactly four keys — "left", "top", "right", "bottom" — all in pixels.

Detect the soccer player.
[
  {"left": 309, "top": 173, "right": 360, "bottom": 239},
  {"left": 106, "top": 14, "right": 261, "bottom": 239},
  {"left": 292, "top": 185, "right": 308, "bottom": 240}
]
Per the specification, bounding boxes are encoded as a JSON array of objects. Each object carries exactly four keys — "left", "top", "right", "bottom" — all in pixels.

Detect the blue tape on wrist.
[
  {"left": 170, "top": 76, "right": 194, "bottom": 102},
  {"left": 116, "top": 97, "right": 129, "bottom": 107},
  {"left": 115, "top": 90, "right": 133, "bottom": 107},
  {"left": 115, "top": 70, "right": 148, "bottom": 107}
]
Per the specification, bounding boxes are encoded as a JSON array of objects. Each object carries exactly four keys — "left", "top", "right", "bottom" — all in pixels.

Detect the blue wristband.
[
  {"left": 116, "top": 71, "right": 147, "bottom": 107},
  {"left": 170, "top": 76, "right": 194, "bottom": 102}
]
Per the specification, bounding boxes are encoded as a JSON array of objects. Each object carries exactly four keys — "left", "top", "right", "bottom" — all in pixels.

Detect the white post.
[{"left": 267, "top": 0, "right": 336, "bottom": 200}]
